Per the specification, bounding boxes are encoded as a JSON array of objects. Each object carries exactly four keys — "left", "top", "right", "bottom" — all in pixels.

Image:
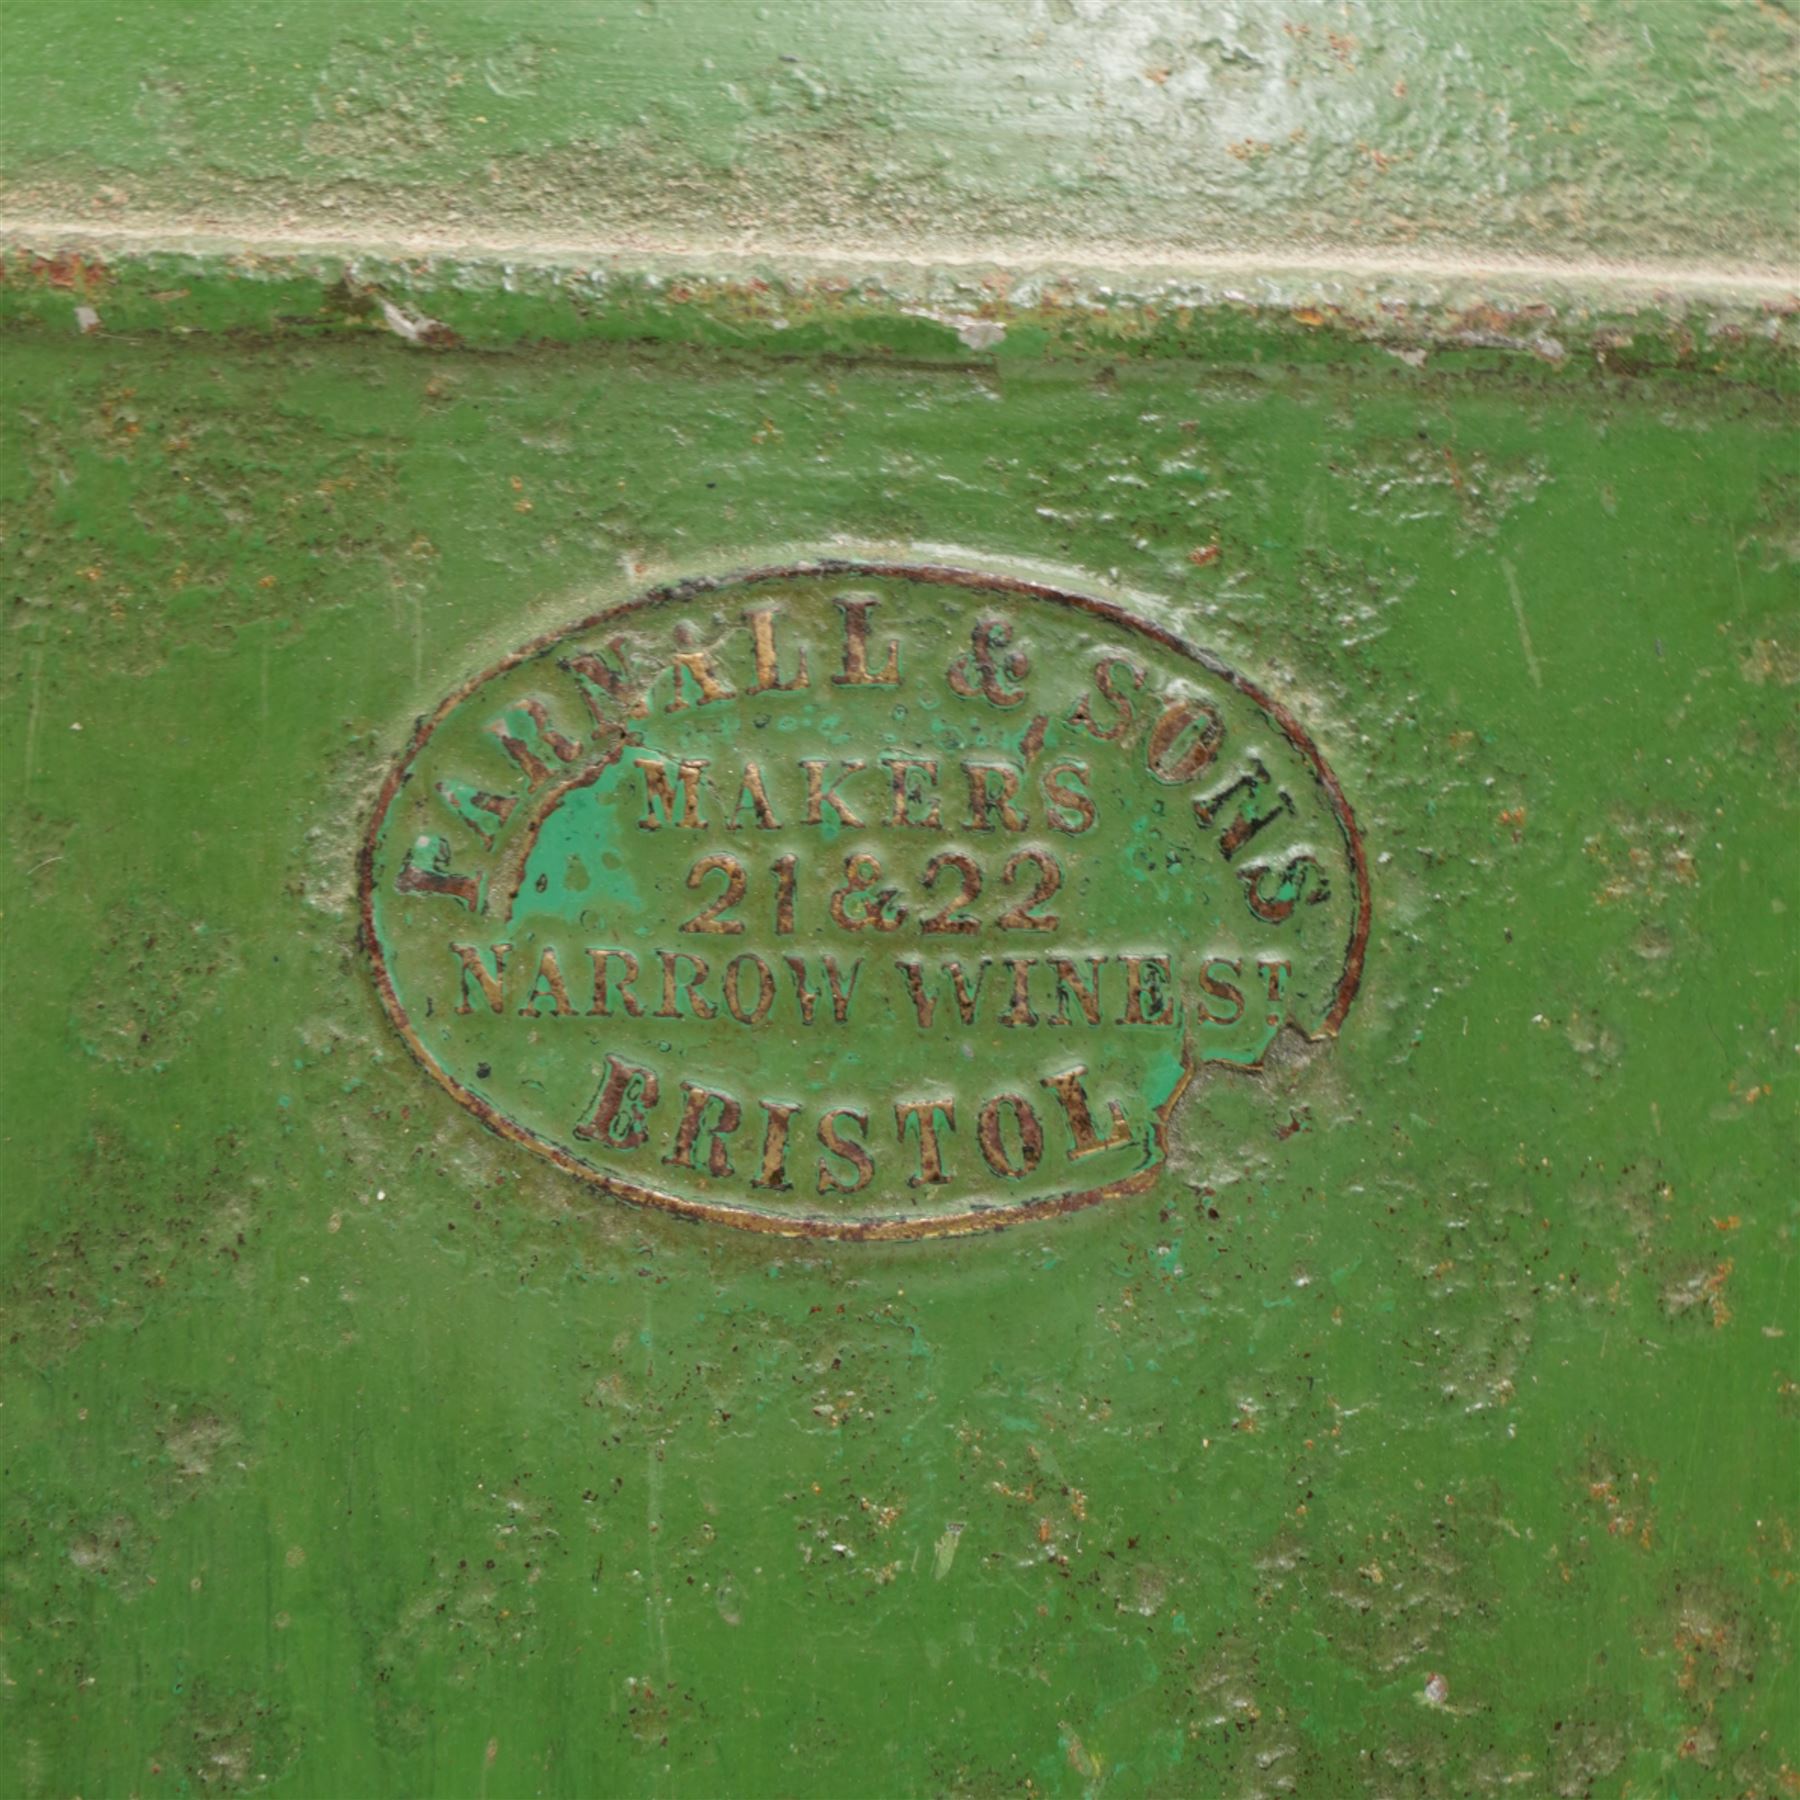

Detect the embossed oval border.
[{"left": 358, "top": 561, "right": 1373, "bottom": 1241}]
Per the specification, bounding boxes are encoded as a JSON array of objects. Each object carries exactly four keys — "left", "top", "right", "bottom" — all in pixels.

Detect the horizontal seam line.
[{"left": 1, "top": 216, "right": 1797, "bottom": 294}]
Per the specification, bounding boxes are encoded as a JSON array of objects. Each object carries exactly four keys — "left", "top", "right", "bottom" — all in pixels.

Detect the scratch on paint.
[
  {"left": 22, "top": 647, "right": 44, "bottom": 785},
  {"left": 1501, "top": 558, "right": 1543, "bottom": 689},
  {"left": 643, "top": 1288, "right": 673, "bottom": 1682}
]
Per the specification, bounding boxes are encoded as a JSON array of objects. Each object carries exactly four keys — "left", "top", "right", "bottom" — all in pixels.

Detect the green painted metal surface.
[
  {"left": 2, "top": 1, "right": 1797, "bottom": 1795},
  {"left": 2, "top": 0, "right": 1796, "bottom": 268}
]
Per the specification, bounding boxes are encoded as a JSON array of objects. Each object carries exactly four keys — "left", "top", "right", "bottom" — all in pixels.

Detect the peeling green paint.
[
  {"left": 2, "top": 244, "right": 1796, "bottom": 385},
  {"left": 2, "top": 0, "right": 1797, "bottom": 1792}
]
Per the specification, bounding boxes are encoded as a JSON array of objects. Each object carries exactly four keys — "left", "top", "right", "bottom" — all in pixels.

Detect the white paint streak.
[
  {"left": 375, "top": 295, "right": 449, "bottom": 343},
  {"left": 932, "top": 1521, "right": 964, "bottom": 1579},
  {"left": 1502, "top": 558, "right": 1544, "bottom": 690}
]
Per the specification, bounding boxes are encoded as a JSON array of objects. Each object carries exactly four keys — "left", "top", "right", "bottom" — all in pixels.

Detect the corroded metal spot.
[{"left": 360, "top": 563, "right": 1369, "bottom": 1239}]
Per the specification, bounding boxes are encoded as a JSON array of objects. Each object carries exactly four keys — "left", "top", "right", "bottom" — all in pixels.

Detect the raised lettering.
[
  {"left": 636, "top": 758, "right": 710, "bottom": 830},
  {"left": 920, "top": 852, "right": 982, "bottom": 934},
  {"left": 1194, "top": 758, "right": 1295, "bottom": 860},
  {"left": 832, "top": 596, "right": 900, "bottom": 687},
  {"left": 1040, "top": 1065, "right": 1134, "bottom": 1160},
  {"left": 1049, "top": 955, "right": 1105, "bottom": 1026},
  {"left": 397, "top": 836, "right": 481, "bottom": 912},
  {"left": 963, "top": 762, "right": 1027, "bottom": 831},
  {"left": 562, "top": 639, "right": 646, "bottom": 731},
  {"left": 665, "top": 628, "right": 736, "bottom": 712},
  {"left": 435, "top": 779, "right": 517, "bottom": 851},
  {"left": 1120, "top": 954, "right": 1178, "bottom": 1026},
  {"left": 680, "top": 854, "right": 748, "bottom": 935},
  {"left": 895, "top": 1098, "right": 956, "bottom": 1185},
  {"left": 1042, "top": 761, "right": 1097, "bottom": 834},
  {"left": 977, "top": 1094, "right": 1044, "bottom": 1179},
  {"left": 663, "top": 1082, "right": 742, "bottom": 1176},
  {"left": 817, "top": 1108, "right": 874, "bottom": 1195},
  {"left": 574, "top": 1055, "right": 660, "bottom": 1149},
  {"left": 1240, "top": 854, "right": 1330, "bottom": 924},
  {"left": 722, "top": 762, "right": 781, "bottom": 832},
  {"left": 752, "top": 1100, "right": 800, "bottom": 1191},
  {"left": 744, "top": 606, "right": 810, "bottom": 694},
  {"left": 829, "top": 853, "right": 907, "bottom": 932},
  {"left": 486, "top": 697, "right": 583, "bottom": 789},
  {"left": 998, "top": 849, "right": 1062, "bottom": 931},
  {"left": 800, "top": 759, "right": 867, "bottom": 828},
  {"left": 1068, "top": 656, "right": 1144, "bottom": 742},
  {"left": 655, "top": 950, "right": 716, "bottom": 1020},
  {"left": 723, "top": 952, "right": 776, "bottom": 1024},
  {"left": 1146, "top": 694, "right": 1223, "bottom": 785},
  {"left": 587, "top": 948, "right": 644, "bottom": 1018},
  {"left": 518, "top": 946, "right": 577, "bottom": 1018},
  {"left": 449, "top": 941, "right": 511, "bottom": 1015},
  {"left": 885, "top": 758, "right": 942, "bottom": 829},
  {"left": 1196, "top": 956, "right": 1246, "bottom": 1025},
  {"left": 999, "top": 957, "right": 1039, "bottom": 1028},
  {"left": 947, "top": 617, "right": 1029, "bottom": 708}
]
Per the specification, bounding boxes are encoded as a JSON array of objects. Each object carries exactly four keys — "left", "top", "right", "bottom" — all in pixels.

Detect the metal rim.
[{"left": 357, "top": 560, "right": 1373, "bottom": 1241}]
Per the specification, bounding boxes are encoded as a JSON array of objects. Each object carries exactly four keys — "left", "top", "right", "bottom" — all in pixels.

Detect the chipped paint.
[{"left": 1, "top": 0, "right": 1795, "bottom": 1790}]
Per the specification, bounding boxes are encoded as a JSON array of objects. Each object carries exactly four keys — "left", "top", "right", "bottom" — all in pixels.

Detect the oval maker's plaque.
[{"left": 361, "top": 563, "right": 1370, "bottom": 1239}]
